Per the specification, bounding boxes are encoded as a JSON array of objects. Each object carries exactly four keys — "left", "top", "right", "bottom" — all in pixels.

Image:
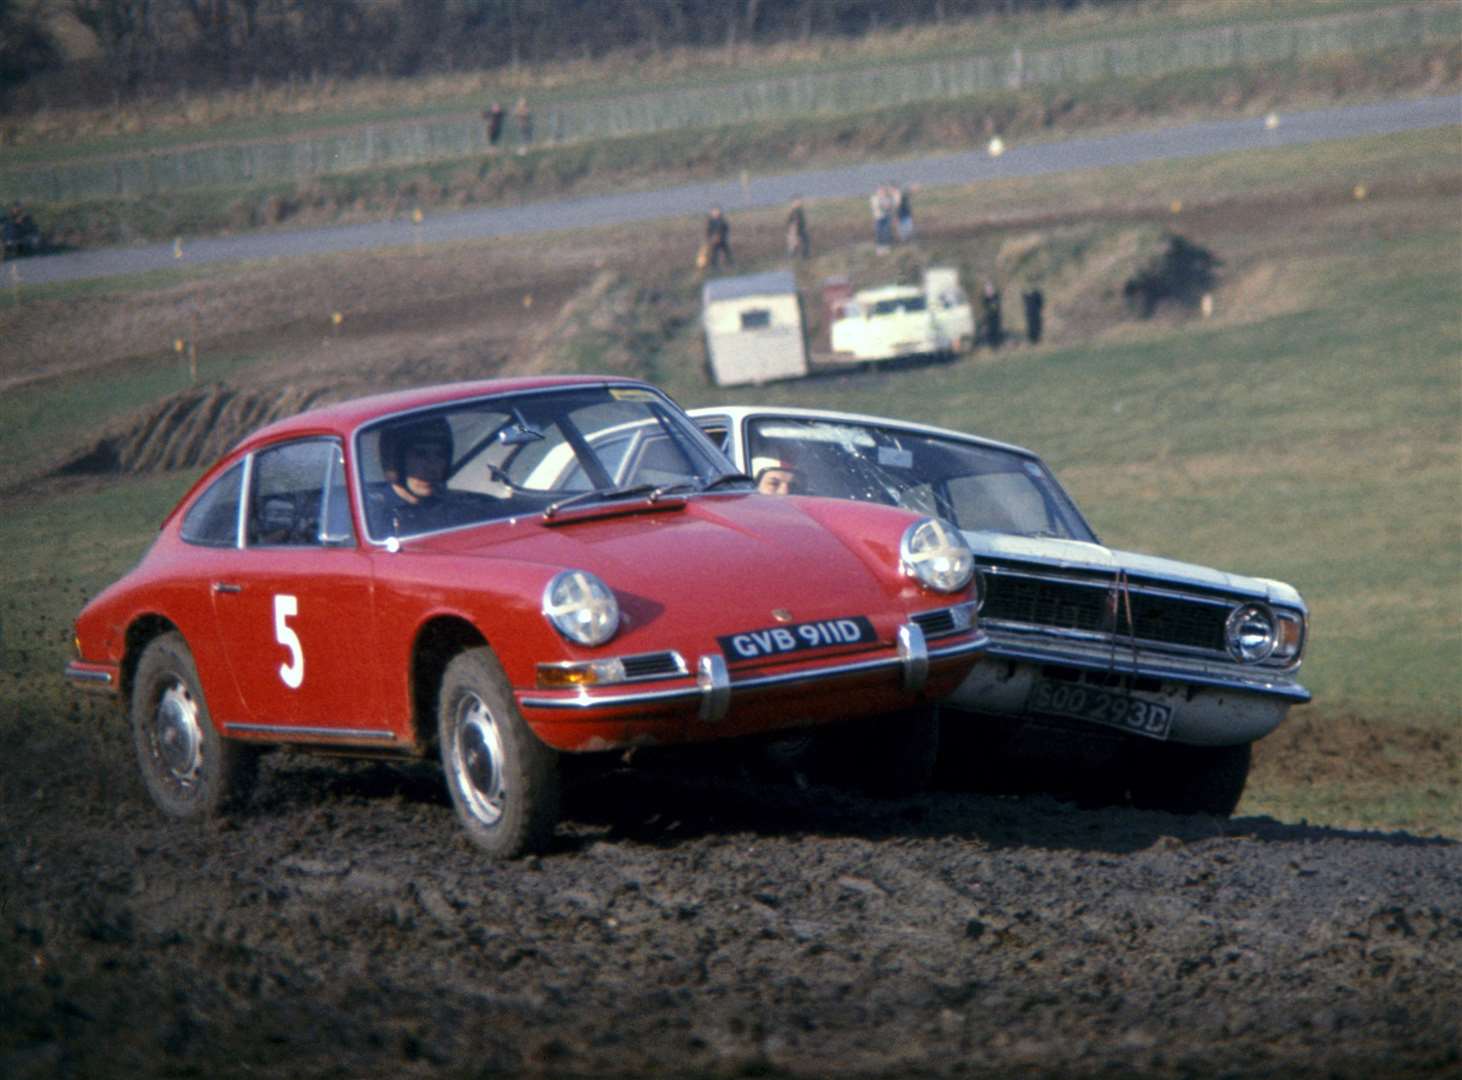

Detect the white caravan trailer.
[{"left": 701, "top": 270, "right": 809, "bottom": 387}]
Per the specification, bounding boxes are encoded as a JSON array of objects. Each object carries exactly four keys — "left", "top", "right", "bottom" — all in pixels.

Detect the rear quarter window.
[{"left": 180, "top": 463, "right": 244, "bottom": 547}]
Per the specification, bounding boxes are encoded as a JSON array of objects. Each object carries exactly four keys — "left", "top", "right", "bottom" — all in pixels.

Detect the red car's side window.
[
  {"left": 180, "top": 462, "right": 245, "bottom": 547},
  {"left": 247, "top": 440, "right": 353, "bottom": 548}
]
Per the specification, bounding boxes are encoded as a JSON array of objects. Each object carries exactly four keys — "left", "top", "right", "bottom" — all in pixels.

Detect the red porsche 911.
[{"left": 66, "top": 377, "right": 986, "bottom": 856}]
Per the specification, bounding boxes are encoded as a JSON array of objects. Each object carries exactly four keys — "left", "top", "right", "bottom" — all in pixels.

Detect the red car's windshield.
[{"left": 356, "top": 385, "right": 734, "bottom": 541}]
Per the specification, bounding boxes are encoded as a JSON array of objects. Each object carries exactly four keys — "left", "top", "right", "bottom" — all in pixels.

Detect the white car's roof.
[
  {"left": 688, "top": 405, "right": 1038, "bottom": 461},
  {"left": 853, "top": 284, "right": 923, "bottom": 302}
]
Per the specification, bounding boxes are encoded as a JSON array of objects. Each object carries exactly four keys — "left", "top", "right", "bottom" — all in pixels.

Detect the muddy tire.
[
  {"left": 131, "top": 631, "right": 257, "bottom": 818},
  {"left": 438, "top": 646, "right": 560, "bottom": 858},
  {"left": 1128, "top": 741, "right": 1253, "bottom": 816}
]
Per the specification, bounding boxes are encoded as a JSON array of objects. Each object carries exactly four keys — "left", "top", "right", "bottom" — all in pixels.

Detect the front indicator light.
[
  {"left": 1272, "top": 611, "right": 1306, "bottom": 663},
  {"left": 536, "top": 658, "right": 627, "bottom": 689},
  {"left": 900, "top": 517, "right": 974, "bottom": 594}
]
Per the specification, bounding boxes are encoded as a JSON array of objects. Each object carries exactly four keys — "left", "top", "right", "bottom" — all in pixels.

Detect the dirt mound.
[{"left": 57, "top": 383, "right": 341, "bottom": 477}]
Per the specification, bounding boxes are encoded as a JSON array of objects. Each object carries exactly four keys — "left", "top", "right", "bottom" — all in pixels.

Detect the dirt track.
[{"left": 3, "top": 732, "right": 1459, "bottom": 1079}]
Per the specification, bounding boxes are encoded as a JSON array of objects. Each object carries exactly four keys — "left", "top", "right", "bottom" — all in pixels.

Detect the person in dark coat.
[
  {"left": 786, "top": 197, "right": 809, "bottom": 259},
  {"left": 705, "top": 206, "right": 733, "bottom": 268},
  {"left": 484, "top": 102, "right": 505, "bottom": 149},
  {"left": 981, "top": 281, "right": 1003, "bottom": 348},
  {"left": 1022, "top": 288, "right": 1044, "bottom": 344}
]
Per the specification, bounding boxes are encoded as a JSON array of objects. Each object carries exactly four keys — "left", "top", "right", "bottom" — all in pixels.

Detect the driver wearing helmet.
[{"left": 371, "top": 416, "right": 455, "bottom": 534}]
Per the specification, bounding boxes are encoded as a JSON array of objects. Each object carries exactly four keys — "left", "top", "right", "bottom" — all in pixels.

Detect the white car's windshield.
[
  {"left": 870, "top": 295, "right": 927, "bottom": 316},
  {"left": 744, "top": 417, "right": 1096, "bottom": 542},
  {"left": 358, "top": 385, "right": 735, "bottom": 540}
]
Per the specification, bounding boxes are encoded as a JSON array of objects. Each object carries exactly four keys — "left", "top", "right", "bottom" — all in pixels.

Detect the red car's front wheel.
[{"left": 438, "top": 646, "right": 560, "bottom": 858}]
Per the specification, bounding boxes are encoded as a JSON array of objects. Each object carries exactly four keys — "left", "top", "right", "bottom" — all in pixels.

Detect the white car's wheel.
[
  {"left": 438, "top": 646, "right": 560, "bottom": 858},
  {"left": 1129, "top": 742, "right": 1253, "bottom": 817}
]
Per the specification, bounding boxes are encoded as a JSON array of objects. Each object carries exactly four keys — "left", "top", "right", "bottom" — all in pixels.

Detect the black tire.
[
  {"left": 1128, "top": 741, "right": 1253, "bottom": 816},
  {"left": 438, "top": 646, "right": 560, "bottom": 858},
  {"left": 859, "top": 706, "right": 942, "bottom": 798},
  {"left": 130, "top": 631, "right": 258, "bottom": 818}
]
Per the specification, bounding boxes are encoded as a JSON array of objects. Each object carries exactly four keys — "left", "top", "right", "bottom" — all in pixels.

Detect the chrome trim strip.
[
  {"left": 697, "top": 654, "right": 730, "bottom": 723},
  {"left": 223, "top": 723, "right": 398, "bottom": 741},
  {"left": 981, "top": 635, "right": 1311, "bottom": 702},
  {"left": 898, "top": 623, "right": 929, "bottom": 693},
  {"left": 519, "top": 632, "right": 989, "bottom": 712},
  {"left": 236, "top": 452, "right": 254, "bottom": 549},
  {"left": 64, "top": 663, "right": 114, "bottom": 685}
]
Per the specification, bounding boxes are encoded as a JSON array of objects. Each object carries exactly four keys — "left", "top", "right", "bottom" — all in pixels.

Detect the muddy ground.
[{"left": 2, "top": 727, "right": 1459, "bottom": 1080}]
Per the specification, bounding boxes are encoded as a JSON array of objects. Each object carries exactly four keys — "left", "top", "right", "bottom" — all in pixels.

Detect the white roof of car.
[
  {"left": 688, "top": 405, "right": 1036, "bottom": 460},
  {"left": 852, "top": 283, "right": 923, "bottom": 303}
]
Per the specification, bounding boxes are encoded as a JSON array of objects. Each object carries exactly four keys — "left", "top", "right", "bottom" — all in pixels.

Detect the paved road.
[{"left": 13, "top": 95, "right": 1460, "bottom": 287}]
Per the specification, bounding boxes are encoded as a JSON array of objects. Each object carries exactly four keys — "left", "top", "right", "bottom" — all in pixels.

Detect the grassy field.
[{"left": 1, "top": 122, "right": 1457, "bottom": 837}]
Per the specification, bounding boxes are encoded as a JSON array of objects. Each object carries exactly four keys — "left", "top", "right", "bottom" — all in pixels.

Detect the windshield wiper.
[
  {"left": 543, "top": 483, "right": 659, "bottom": 519},
  {"left": 543, "top": 475, "right": 746, "bottom": 520}
]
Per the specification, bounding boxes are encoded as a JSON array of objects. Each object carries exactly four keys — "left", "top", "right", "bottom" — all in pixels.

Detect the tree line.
[{"left": 2, "top": 0, "right": 1132, "bottom": 111}]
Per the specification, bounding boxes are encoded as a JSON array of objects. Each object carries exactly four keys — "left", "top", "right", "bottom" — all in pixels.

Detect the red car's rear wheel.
[{"left": 131, "top": 632, "right": 257, "bottom": 818}]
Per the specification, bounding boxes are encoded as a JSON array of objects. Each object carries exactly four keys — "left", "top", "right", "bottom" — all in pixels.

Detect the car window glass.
[
  {"left": 319, "top": 445, "right": 355, "bottom": 545},
  {"left": 180, "top": 462, "right": 244, "bottom": 547},
  {"left": 745, "top": 417, "right": 1095, "bottom": 541},
  {"left": 247, "top": 439, "right": 340, "bottom": 547},
  {"left": 692, "top": 417, "right": 731, "bottom": 454},
  {"left": 946, "top": 473, "right": 1054, "bottom": 535},
  {"left": 357, "top": 386, "right": 727, "bottom": 541}
]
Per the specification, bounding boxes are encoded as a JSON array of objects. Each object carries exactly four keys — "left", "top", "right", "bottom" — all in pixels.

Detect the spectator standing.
[
  {"left": 786, "top": 197, "right": 810, "bottom": 259},
  {"left": 1022, "top": 288, "right": 1045, "bottom": 344},
  {"left": 981, "top": 281, "right": 1003, "bottom": 348},
  {"left": 514, "top": 97, "right": 534, "bottom": 154},
  {"left": 896, "top": 184, "right": 916, "bottom": 243},
  {"left": 705, "top": 206, "right": 733, "bottom": 269},
  {"left": 871, "top": 184, "right": 895, "bottom": 253},
  {"left": 484, "top": 102, "right": 505, "bottom": 150}
]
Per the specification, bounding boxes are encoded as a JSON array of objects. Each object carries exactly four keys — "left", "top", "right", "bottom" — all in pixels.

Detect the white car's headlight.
[
  {"left": 900, "top": 517, "right": 974, "bottom": 594},
  {"left": 543, "top": 569, "right": 620, "bottom": 646},
  {"left": 1225, "top": 602, "right": 1277, "bottom": 663}
]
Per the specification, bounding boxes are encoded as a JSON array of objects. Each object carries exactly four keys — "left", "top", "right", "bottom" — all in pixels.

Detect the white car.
[
  {"left": 691, "top": 405, "right": 1311, "bottom": 815},
  {"left": 829, "top": 284, "right": 950, "bottom": 362}
]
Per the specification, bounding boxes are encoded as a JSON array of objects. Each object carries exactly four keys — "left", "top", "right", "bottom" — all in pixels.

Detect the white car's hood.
[{"left": 966, "top": 531, "right": 1305, "bottom": 609}]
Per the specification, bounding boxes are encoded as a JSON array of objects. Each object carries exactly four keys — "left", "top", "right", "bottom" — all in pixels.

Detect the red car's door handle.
[{"left": 212, "top": 582, "right": 242, "bottom": 594}]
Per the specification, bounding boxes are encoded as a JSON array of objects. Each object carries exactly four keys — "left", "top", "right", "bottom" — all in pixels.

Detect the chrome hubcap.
[
  {"left": 453, "top": 693, "right": 505, "bottom": 827},
  {"left": 153, "top": 680, "right": 203, "bottom": 785}
]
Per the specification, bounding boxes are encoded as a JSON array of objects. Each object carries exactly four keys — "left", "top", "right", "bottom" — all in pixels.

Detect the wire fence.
[{"left": 5, "top": 4, "right": 1455, "bottom": 204}]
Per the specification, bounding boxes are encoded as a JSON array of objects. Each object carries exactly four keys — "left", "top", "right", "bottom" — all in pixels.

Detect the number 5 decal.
[{"left": 274, "top": 594, "right": 304, "bottom": 689}]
